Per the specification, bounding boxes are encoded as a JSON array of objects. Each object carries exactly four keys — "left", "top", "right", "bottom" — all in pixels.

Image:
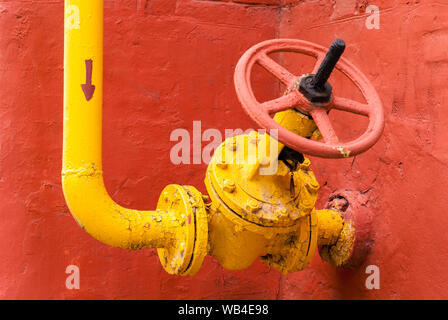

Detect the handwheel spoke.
[
  {"left": 310, "top": 109, "right": 339, "bottom": 144},
  {"left": 332, "top": 97, "right": 370, "bottom": 116},
  {"left": 257, "top": 53, "right": 296, "bottom": 86},
  {"left": 261, "top": 91, "right": 300, "bottom": 115}
]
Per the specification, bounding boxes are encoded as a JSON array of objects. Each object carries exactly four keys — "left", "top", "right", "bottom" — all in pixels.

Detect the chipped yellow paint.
[
  {"left": 156, "top": 185, "right": 208, "bottom": 275},
  {"left": 319, "top": 221, "right": 355, "bottom": 267},
  {"left": 318, "top": 199, "right": 356, "bottom": 267},
  {"left": 337, "top": 147, "right": 351, "bottom": 158}
]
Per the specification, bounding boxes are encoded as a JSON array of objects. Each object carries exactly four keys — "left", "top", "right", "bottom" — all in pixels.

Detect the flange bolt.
[
  {"left": 223, "top": 179, "right": 236, "bottom": 193},
  {"left": 246, "top": 199, "right": 261, "bottom": 213}
]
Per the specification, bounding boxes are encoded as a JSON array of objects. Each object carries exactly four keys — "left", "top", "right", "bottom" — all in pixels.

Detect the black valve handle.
[
  {"left": 298, "top": 39, "right": 346, "bottom": 103},
  {"left": 312, "top": 39, "right": 346, "bottom": 90}
]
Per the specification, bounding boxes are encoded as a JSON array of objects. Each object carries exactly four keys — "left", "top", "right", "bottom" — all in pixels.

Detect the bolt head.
[
  {"left": 246, "top": 199, "right": 261, "bottom": 213},
  {"left": 299, "top": 197, "right": 314, "bottom": 210},
  {"left": 216, "top": 158, "right": 228, "bottom": 169},
  {"left": 223, "top": 179, "right": 236, "bottom": 193},
  {"left": 306, "top": 180, "right": 320, "bottom": 193},
  {"left": 276, "top": 208, "right": 288, "bottom": 216},
  {"left": 227, "top": 138, "right": 237, "bottom": 151}
]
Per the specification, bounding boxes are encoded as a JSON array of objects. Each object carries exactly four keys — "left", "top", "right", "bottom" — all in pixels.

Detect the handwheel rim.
[{"left": 234, "top": 39, "right": 384, "bottom": 159}]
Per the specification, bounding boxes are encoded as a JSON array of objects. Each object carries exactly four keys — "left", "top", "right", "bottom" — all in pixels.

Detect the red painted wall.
[
  {"left": 0, "top": 0, "right": 447, "bottom": 299},
  {"left": 277, "top": 0, "right": 448, "bottom": 299}
]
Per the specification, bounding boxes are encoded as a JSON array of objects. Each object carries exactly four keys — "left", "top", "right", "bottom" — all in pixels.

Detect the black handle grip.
[{"left": 312, "top": 39, "right": 346, "bottom": 89}]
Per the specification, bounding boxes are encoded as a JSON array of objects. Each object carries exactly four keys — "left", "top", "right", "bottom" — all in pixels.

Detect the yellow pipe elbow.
[
  {"left": 62, "top": 173, "right": 173, "bottom": 249},
  {"left": 62, "top": 1, "right": 174, "bottom": 250}
]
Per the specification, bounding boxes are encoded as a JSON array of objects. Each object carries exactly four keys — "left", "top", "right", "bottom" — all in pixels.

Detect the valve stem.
[
  {"left": 298, "top": 39, "right": 346, "bottom": 103},
  {"left": 312, "top": 39, "right": 346, "bottom": 90}
]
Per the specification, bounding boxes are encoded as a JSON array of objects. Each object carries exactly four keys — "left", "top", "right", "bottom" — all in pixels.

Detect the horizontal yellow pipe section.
[
  {"left": 316, "top": 209, "right": 344, "bottom": 246},
  {"left": 62, "top": 0, "right": 173, "bottom": 249}
]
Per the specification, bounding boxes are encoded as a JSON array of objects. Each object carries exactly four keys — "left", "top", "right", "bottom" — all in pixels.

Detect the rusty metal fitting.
[{"left": 328, "top": 195, "right": 349, "bottom": 212}]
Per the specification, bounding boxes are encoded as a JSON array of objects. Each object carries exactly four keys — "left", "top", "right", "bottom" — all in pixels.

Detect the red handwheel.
[{"left": 234, "top": 39, "right": 385, "bottom": 159}]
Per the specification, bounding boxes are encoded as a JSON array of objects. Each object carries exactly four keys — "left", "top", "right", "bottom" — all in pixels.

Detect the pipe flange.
[
  {"left": 156, "top": 185, "right": 208, "bottom": 276},
  {"left": 319, "top": 191, "right": 373, "bottom": 268}
]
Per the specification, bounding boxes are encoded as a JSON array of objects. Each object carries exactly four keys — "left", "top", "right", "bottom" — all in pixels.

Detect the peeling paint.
[{"left": 336, "top": 147, "right": 351, "bottom": 158}]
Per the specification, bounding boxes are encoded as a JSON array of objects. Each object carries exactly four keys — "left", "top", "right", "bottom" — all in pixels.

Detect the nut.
[
  {"left": 299, "top": 197, "right": 314, "bottom": 211},
  {"left": 227, "top": 138, "right": 237, "bottom": 151},
  {"left": 215, "top": 157, "right": 228, "bottom": 169},
  {"left": 276, "top": 208, "right": 288, "bottom": 217},
  {"left": 246, "top": 199, "right": 261, "bottom": 213},
  {"left": 306, "top": 179, "right": 320, "bottom": 193},
  {"left": 223, "top": 179, "right": 236, "bottom": 193}
]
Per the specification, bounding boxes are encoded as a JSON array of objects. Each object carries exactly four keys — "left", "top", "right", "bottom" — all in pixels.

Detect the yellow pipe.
[
  {"left": 62, "top": 0, "right": 176, "bottom": 249},
  {"left": 316, "top": 209, "right": 344, "bottom": 246}
]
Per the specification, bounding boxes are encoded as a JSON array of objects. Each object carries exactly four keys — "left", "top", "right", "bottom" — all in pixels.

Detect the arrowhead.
[{"left": 81, "top": 84, "right": 95, "bottom": 101}]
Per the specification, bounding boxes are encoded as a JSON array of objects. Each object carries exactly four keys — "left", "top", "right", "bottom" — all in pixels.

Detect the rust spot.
[{"left": 187, "top": 214, "right": 192, "bottom": 225}]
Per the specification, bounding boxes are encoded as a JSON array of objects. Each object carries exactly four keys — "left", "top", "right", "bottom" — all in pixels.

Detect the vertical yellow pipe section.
[{"left": 63, "top": 0, "right": 173, "bottom": 249}]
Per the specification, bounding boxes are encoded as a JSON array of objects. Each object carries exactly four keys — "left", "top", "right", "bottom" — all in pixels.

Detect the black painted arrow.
[{"left": 81, "top": 59, "right": 95, "bottom": 101}]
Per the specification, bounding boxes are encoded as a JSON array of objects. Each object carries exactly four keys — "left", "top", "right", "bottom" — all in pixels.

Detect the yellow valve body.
[
  {"left": 205, "top": 135, "right": 319, "bottom": 273},
  {"left": 202, "top": 109, "right": 346, "bottom": 273}
]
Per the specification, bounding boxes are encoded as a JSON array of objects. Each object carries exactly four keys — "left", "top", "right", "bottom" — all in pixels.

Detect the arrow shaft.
[
  {"left": 85, "top": 59, "right": 93, "bottom": 85},
  {"left": 81, "top": 59, "right": 95, "bottom": 101}
]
